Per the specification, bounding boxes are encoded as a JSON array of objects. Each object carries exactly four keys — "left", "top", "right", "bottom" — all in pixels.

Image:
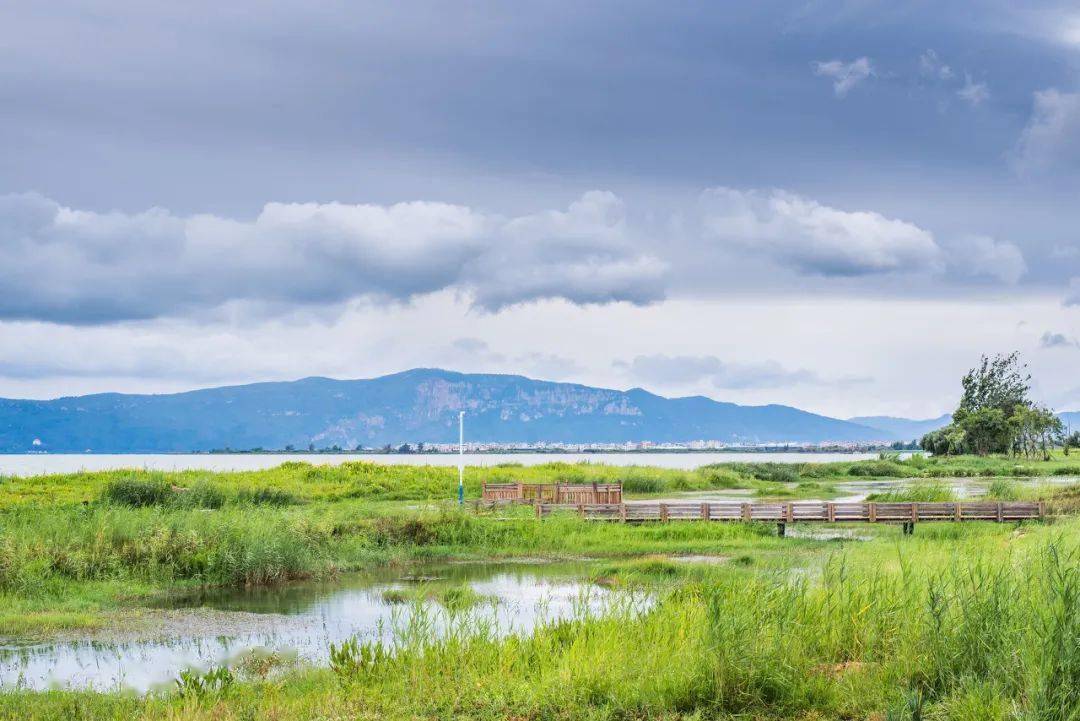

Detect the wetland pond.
[{"left": 0, "top": 560, "right": 639, "bottom": 693}]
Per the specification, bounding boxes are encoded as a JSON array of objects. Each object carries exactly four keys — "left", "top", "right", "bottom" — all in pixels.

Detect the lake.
[{"left": 0, "top": 451, "right": 895, "bottom": 476}]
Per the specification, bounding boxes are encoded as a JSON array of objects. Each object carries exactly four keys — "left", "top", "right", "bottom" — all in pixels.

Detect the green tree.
[
  {"left": 957, "top": 351, "right": 1030, "bottom": 417},
  {"left": 923, "top": 352, "right": 1049, "bottom": 456},
  {"left": 956, "top": 407, "right": 1012, "bottom": 456},
  {"left": 1010, "top": 405, "right": 1064, "bottom": 460}
]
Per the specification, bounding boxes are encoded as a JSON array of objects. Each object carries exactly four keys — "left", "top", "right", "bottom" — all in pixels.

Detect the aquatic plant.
[{"left": 174, "top": 666, "right": 234, "bottom": 700}]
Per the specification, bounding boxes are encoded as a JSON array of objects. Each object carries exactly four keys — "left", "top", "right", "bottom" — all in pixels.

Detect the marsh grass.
[
  {"left": 6, "top": 528, "right": 1080, "bottom": 720},
  {"left": 4, "top": 459, "right": 1080, "bottom": 719},
  {"left": 379, "top": 583, "right": 494, "bottom": 611},
  {"left": 866, "top": 479, "right": 956, "bottom": 502}
]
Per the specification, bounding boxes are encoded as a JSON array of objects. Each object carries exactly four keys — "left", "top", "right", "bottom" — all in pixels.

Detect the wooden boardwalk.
[{"left": 529, "top": 500, "right": 1044, "bottom": 525}]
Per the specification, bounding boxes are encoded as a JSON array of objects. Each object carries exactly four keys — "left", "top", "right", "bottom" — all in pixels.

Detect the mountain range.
[{"left": 0, "top": 368, "right": 999, "bottom": 453}]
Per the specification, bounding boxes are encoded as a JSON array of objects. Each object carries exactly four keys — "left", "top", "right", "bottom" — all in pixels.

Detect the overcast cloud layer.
[{"left": 1, "top": 0, "right": 1078, "bottom": 417}]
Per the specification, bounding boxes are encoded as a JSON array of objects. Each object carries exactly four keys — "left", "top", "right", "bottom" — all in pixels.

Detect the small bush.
[
  {"left": 381, "top": 589, "right": 410, "bottom": 604},
  {"left": 985, "top": 478, "right": 1021, "bottom": 501},
  {"left": 103, "top": 477, "right": 173, "bottom": 507},
  {"left": 728, "top": 463, "right": 801, "bottom": 484},
  {"left": 866, "top": 480, "right": 955, "bottom": 502},
  {"left": 846, "top": 460, "right": 908, "bottom": 478},
  {"left": 620, "top": 476, "right": 664, "bottom": 494},
  {"left": 175, "top": 666, "right": 234, "bottom": 700},
  {"left": 176, "top": 481, "right": 227, "bottom": 509},
  {"left": 329, "top": 637, "right": 386, "bottom": 679},
  {"left": 235, "top": 487, "right": 299, "bottom": 506}
]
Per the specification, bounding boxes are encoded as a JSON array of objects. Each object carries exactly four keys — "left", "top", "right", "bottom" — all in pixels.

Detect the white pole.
[{"left": 458, "top": 411, "right": 465, "bottom": 505}]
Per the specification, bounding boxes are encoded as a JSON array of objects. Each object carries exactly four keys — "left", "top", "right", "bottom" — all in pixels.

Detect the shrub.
[
  {"left": 234, "top": 487, "right": 299, "bottom": 506},
  {"left": 174, "top": 666, "right": 234, "bottom": 700},
  {"left": 329, "top": 637, "right": 386, "bottom": 679},
  {"left": 986, "top": 478, "right": 1021, "bottom": 501},
  {"left": 866, "top": 480, "right": 955, "bottom": 502},
  {"left": 846, "top": 460, "right": 908, "bottom": 478},
  {"left": 102, "top": 476, "right": 173, "bottom": 507},
  {"left": 620, "top": 474, "right": 665, "bottom": 494},
  {"left": 176, "top": 481, "right": 227, "bottom": 509},
  {"left": 727, "top": 463, "right": 801, "bottom": 484}
]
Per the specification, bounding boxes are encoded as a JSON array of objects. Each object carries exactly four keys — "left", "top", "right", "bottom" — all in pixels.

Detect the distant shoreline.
[{"left": 3, "top": 446, "right": 908, "bottom": 456}]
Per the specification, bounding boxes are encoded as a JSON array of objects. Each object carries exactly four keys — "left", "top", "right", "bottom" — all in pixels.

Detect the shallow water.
[
  {"left": 0, "top": 451, "right": 901, "bottom": 476},
  {"left": 0, "top": 560, "right": 627, "bottom": 693},
  {"left": 830, "top": 476, "right": 1079, "bottom": 502}
]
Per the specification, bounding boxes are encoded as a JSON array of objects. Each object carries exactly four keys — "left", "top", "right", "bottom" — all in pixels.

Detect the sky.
[{"left": 2, "top": 0, "right": 1079, "bottom": 419}]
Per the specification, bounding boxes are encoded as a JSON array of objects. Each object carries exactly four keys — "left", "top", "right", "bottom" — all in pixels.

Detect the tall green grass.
[
  {"left": 866, "top": 479, "right": 957, "bottom": 502},
  {"left": 4, "top": 530, "right": 1080, "bottom": 720}
]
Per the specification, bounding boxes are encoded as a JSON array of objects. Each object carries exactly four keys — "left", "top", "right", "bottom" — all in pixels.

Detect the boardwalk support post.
[
  {"left": 777, "top": 522, "right": 786, "bottom": 537},
  {"left": 660, "top": 503, "right": 669, "bottom": 522}
]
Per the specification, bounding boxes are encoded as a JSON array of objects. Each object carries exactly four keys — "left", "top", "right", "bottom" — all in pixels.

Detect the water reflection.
[{"left": 0, "top": 561, "right": 628, "bottom": 693}]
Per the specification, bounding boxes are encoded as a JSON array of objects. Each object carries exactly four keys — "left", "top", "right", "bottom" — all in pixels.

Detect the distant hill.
[
  {"left": 851, "top": 411, "right": 1080, "bottom": 443},
  {"left": 847, "top": 414, "right": 952, "bottom": 442},
  {"left": 0, "top": 368, "right": 891, "bottom": 452},
  {"left": 1060, "top": 411, "right": 1080, "bottom": 433}
]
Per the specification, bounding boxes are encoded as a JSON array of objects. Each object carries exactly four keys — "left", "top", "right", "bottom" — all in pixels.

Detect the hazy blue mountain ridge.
[
  {"left": 846, "top": 414, "right": 953, "bottom": 442},
  {"left": 0, "top": 368, "right": 897, "bottom": 452}
]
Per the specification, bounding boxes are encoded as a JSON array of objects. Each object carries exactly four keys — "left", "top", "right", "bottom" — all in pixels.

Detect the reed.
[{"left": 5, "top": 528, "right": 1080, "bottom": 720}]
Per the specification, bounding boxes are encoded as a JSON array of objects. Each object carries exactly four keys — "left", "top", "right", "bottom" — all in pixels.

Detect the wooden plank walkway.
[{"left": 528, "top": 500, "right": 1044, "bottom": 524}]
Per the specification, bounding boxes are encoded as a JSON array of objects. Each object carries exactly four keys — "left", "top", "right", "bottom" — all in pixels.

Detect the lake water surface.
[{"left": 0, "top": 451, "right": 895, "bottom": 476}]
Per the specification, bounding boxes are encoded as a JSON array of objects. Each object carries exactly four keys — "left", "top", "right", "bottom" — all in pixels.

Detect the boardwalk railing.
[
  {"left": 531, "top": 501, "right": 1044, "bottom": 524},
  {"left": 481, "top": 482, "right": 622, "bottom": 505}
]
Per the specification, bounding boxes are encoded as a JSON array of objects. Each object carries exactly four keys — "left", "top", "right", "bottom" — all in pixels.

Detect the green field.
[{"left": 1, "top": 455, "right": 1079, "bottom": 719}]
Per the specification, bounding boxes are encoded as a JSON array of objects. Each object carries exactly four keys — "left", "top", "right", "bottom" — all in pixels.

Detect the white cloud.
[
  {"left": 957, "top": 74, "right": 989, "bottom": 106},
  {"left": 947, "top": 235, "right": 1027, "bottom": 284},
  {"left": 616, "top": 354, "right": 823, "bottom": 390},
  {"left": 0, "top": 191, "right": 665, "bottom": 323},
  {"left": 698, "top": 187, "right": 943, "bottom": 277},
  {"left": 919, "top": 49, "right": 954, "bottom": 80},
  {"left": 1014, "top": 89, "right": 1080, "bottom": 173},
  {"left": 1067, "top": 277, "right": 1080, "bottom": 307},
  {"left": 464, "top": 191, "right": 667, "bottom": 311},
  {"left": 813, "top": 57, "right": 873, "bottom": 97}
]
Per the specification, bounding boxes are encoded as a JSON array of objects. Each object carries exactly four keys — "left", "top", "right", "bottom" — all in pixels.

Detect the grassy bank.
[
  {"left": 2, "top": 518, "right": 1078, "bottom": 720},
  {"left": 0, "top": 500, "right": 812, "bottom": 638},
  {"left": 2, "top": 457, "right": 1079, "bottom": 719},
  {"left": 5, "top": 452, "right": 1079, "bottom": 509},
  {"left": 1, "top": 455, "right": 1077, "bottom": 637}
]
